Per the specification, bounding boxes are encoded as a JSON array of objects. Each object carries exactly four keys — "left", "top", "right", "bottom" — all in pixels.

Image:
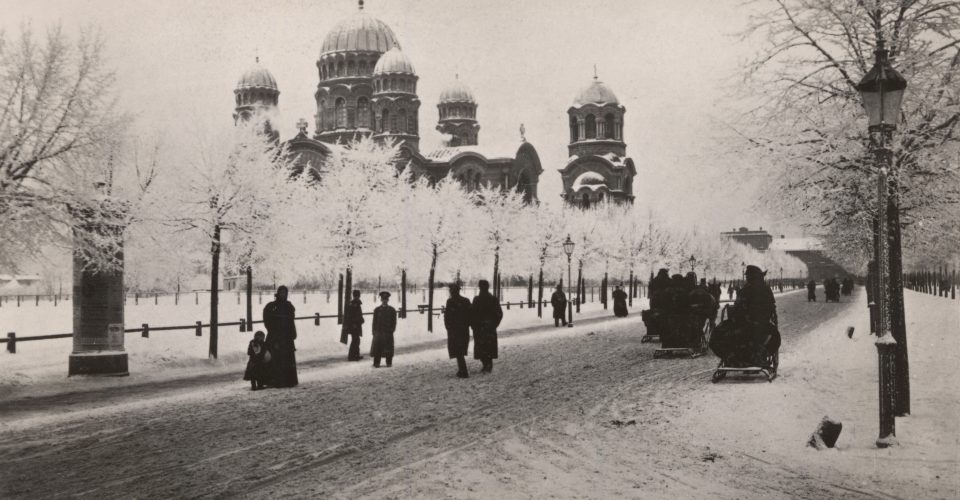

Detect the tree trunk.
[
  {"left": 428, "top": 250, "right": 437, "bottom": 333},
  {"left": 337, "top": 273, "right": 344, "bottom": 324},
  {"left": 887, "top": 196, "right": 909, "bottom": 416},
  {"left": 603, "top": 272, "right": 609, "bottom": 310},
  {"left": 400, "top": 269, "right": 407, "bottom": 319},
  {"left": 209, "top": 224, "right": 221, "bottom": 359},
  {"left": 345, "top": 267, "right": 353, "bottom": 317},
  {"left": 537, "top": 266, "right": 544, "bottom": 318},
  {"left": 528, "top": 274, "right": 533, "bottom": 308},
  {"left": 629, "top": 269, "right": 634, "bottom": 306},
  {"left": 493, "top": 251, "right": 500, "bottom": 299},
  {"left": 576, "top": 263, "right": 582, "bottom": 314},
  {"left": 246, "top": 266, "right": 253, "bottom": 331}
]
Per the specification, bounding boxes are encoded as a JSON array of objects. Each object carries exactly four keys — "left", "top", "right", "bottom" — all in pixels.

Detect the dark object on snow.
[
  {"left": 808, "top": 416, "right": 843, "bottom": 449},
  {"left": 846, "top": 326, "right": 855, "bottom": 339},
  {"left": 263, "top": 286, "right": 298, "bottom": 388},
  {"left": 471, "top": 281, "right": 503, "bottom": 373}
]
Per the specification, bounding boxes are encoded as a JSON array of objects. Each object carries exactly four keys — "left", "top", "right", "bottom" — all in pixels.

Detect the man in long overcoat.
[
  {"left": 735, "top": 265, "right": 780, "bottom": 364},
  {"left": 807, "top": 280, "right": 817, "bottom": 302},
  {"left": 550, "top": 284, "right": 568, "bottom": 327},
  {"left": 342, "top": 289, "right": 364, "bottom": 361},
  {"left": 263, "top": 286, "right": 298, "bottom": 388},
  {"left": 443, "top": 284, "right": 472, "bottom": 378},
  {"left": 612, "top": 284, "right": 628, "bottom": 317},
  {"left": 471, "top": 280, "right": 503, "bottom": 374},
  {"left": 370, "top": 291, "right": 397, "bottom": 368}
]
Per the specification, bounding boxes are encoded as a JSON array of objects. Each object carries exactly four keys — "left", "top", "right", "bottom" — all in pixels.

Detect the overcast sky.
[{"left": 2, "top": 0, "right": 793, "bottom": 235}]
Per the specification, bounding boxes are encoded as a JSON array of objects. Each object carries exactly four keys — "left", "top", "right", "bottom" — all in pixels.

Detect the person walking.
[
  {"left": 612, "top": 284, "right": 628, "bottom": 317},
  {"left": 342, "top": 289, "right": 364, "bottom": 361},
  {"left": 370, "top": 292, "right": 397, "bottom": 368},
  {"left": 263, "top": 286, "right": 298, "bottom": 387},
  {"left": 550, "top": 283, "right": 567, "bottom": 327},
  {"left": 807, "top": 279, "right": 817, "bottom": 302},
  {"left": 443, "top": 284, "right": 472, "bottom": 378},
  {"left": 471, "top": 280, "right": 503, "bottom": 374}
]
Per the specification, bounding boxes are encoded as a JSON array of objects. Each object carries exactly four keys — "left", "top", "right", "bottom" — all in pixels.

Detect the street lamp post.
[
  {"left": 688, "top": 255, "right": 696, "bottom": 274},
  {"left": 856, "top": 31, "right": 907, "bottom": 448},
  {"left": 563, "top": 235, "right": 575, "bottom": 327}
]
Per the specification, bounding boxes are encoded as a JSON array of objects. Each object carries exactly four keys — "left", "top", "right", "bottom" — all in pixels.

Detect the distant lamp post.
[
  {"left": 856, "top": 31, "right": 908, "bottom": 448},
  {"left": 563, "top": 235, "right": 575, "bottom": 327},
  {"left": 741, "top": 261, "right": 746, "bottom": 281},
  {"left": 688, "top": 255, "right": 696, "bottom": 273}
]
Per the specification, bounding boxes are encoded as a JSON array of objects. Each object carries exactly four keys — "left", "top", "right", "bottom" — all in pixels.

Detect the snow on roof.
[
  {"left": 768, "top": 237, "right": 823, "bottom": 251},
  {"left": 424, "top": 143, "right": 520, "bottom": 162},
  {"left": 563, "top": 153, "right": 630, "bottom": 170}
]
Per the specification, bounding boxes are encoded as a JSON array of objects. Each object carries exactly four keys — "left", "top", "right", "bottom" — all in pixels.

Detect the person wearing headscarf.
[
  {"left": 612, "top": 283, "right": 628, "bottom": 317},
  {"left": 263, "top": 286, "right": 298, "bottom": 387}
]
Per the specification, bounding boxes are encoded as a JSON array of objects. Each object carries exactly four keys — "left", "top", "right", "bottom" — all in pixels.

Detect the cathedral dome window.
[
  {"left": 335, "top": 98, "right": 346, "bottom": 128},
  {"left": 357, "top": 97, "right": 370, "bottom": 128},
  {"left": 585, "top": 114, "right": 596, "bottom": 139},
  {"left": 605, "top": 113, "right": 615, "bottom": 139}
]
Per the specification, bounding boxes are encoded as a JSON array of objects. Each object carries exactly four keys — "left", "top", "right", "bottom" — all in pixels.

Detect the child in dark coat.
[{"left": 244, "top": 331, "right": 269, "bottom": 390}]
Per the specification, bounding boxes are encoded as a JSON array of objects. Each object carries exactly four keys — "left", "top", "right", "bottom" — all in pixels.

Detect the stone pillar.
[{"left": 68, "top": 199, "right": 128, "bottom": 376}]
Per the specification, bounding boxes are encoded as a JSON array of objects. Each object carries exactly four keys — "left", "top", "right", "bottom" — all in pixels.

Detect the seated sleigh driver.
[{"left": 731, "top": 265, "right": 781, "bottom": 364}]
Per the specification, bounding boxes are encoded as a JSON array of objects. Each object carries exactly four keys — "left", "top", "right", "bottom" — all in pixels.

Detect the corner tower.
[
  {"left": 436, "top": 76, "right": 479, "bottom": 146},
  {"left": 233, "top": 58, "right": 279, "bottom": 141},
  {"left": 559, "top": 74, "right": 636, "bottom": 207},
  {"left": 315, "top": 1, "right": 400, "bottom": 144},
  {"left": 371, "top": 46, "right": 420, "bottom": 150}
]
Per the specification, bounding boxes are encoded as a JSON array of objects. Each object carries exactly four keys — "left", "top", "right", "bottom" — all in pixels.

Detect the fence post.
[
  {"left": 239, "top": 318, "right": 246, "bottom": 332},
  {"left": 17, "top": 295, "right": 21, "bottom": 307},
  {"left": 142, "top": 323, "right": 149, "bottom": 338},
  {"left": 196, "top": 321, "right": 202, "bottom": 336},
  {"left": 6, "top": 332, "right": 15, "bottom": 353},
  {"left": 35, "top": 294, "right": 39, "bottom": 306},
  {"left": 155, "top": 293, "right": 158, "bottom": 305},
  {"left": 304, "top": 290, "right": 307, "bottom": 304},
  {"left": 135, "top": 293, "right": 139, "bottom": 305},
  {"left": 195, "top": 292, "right": 198, "bottom": 305},
  {"left": 314, "top": 313, "right": 320, "bottom": 326}
]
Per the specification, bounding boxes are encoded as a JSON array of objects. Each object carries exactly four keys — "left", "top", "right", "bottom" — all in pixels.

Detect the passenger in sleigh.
[{"left": 730, "top": 265, "right": 781, "bottom": 366}]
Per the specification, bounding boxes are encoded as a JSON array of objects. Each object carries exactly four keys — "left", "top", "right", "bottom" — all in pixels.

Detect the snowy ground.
[{"left": 0, "top": 288, "right": 955, "bottom": 499}]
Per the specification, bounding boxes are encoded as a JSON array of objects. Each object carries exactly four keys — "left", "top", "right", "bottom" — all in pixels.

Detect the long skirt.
[{"left": 270, "top": 342, "right": 298, "bottom": 387}]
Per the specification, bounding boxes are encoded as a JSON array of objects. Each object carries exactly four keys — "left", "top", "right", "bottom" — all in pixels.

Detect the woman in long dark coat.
[
  {"left": 471, "top": 280, "right": 503, "bottom": 374},
  {"left": 263, "top": 286, "right": 298, "bottom": 388},
  {"left": 444, "top": 284, "right": 472, "bottom": 378},
  {"left": 612, "top": 284, "right": 628, "bottom": 317}
]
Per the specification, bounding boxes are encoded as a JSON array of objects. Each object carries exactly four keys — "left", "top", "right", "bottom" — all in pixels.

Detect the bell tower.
[{"left": 437, "top": 75, "right": 479, "bottom": 146}]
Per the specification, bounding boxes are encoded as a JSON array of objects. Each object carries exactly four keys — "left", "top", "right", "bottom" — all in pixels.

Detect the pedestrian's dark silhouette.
[
  {"left": 471, "top": 280, "right": 503, "bottom": 373},
  {"left": 243, "top": 330, "right": 269, "bottom": 390},
  {"left": 263, "top": 286, "right": 298, "bottom": 387},
  {"left": 612, "top": 284, "right": 628, "bottom": 317},
  {"left": 444, "top": 284, "right": 472, "bottom": 378},
  {"left": 342, "top": 290, "right": 364, "bottom": 361},
  {"left": 807, "top": 280, "right": 817, "bottom": 302},
  {"left": 550, "top": 284, "right": 567, "bottom": 326},
  {"left": 370, "top": 291, "right": 397, "bottom": 368},
  {"left": 734, "top": 265, "right": 780, "bottom": 364}
]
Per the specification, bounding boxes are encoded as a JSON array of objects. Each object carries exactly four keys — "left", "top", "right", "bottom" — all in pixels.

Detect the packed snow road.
[{"left": 0, "top": 290, "right": 863, "bottom": 499}]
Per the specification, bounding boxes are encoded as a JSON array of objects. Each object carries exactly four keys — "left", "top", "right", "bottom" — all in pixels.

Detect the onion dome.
[
  {"left": 320, "top": 3, "right": 400, "bottom": 56},
  {"left": 236, "top": 58, "right": 278, "bottom": 91},
  {"left": 373, "top": 46, "right": 415, "bottom": 75},
  {"left": 572, "top": 171, "right": 607, "bottom": 191},
  {"left": 439, "top": 76, "right": 476, "bottom": 104},
  {"left": 572, "top": 77, "right": 619, "bottom": 107}
]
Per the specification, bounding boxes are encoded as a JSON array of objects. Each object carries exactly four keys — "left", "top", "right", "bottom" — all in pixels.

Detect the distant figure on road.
[
  {"left": 727, "top": 284, "right": 735, "bottom": 301},
  {"left": 444, "top": 284, "right": 472, "bottom": 378},
  {"left": 550, "top": 284, "right": 568, "bottom": 326},
  {"left": 243, "top": 330, "right": 269, "bottom": 391},
  {"left": 370, "top": 292, "right": 397, "bottom": 368},
  {"left": 342, "top": 290, "right": 364, "bottom": 361},
  {"left": 263, "top": 286, "right": 298, "bottom": 388},
  {"left": 807, "top": 280, "right": 817, "bottom": 302},
  {"left": 471, "top": 280, "right": 503, "bottom": 374},
  {"left": 612, "top": 284, "right": 628, "bottom": 317}
]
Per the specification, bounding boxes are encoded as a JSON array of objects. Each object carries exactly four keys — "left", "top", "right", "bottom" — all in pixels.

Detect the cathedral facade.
[{"left": 232, "top": 1, "right": 636, "bottom": 207}]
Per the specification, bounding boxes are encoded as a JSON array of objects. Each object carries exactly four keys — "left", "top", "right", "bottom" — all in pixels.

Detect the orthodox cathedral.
[{"left": 232, "top": 1, "right": 635, "bottom": 206}]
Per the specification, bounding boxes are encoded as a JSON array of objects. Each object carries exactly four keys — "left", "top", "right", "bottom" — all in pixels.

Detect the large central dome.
[{"left": 320, "top": 8, "right": 400, "bottom": 56}]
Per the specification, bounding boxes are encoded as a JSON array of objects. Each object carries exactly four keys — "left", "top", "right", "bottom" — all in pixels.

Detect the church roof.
[
  {"left": 571, "top": 172, "right": 608, "bottom": 192},
  {"left": 439, "top": 77, "right": 476, "bottom": 104},
  {"left": 236, "top": 59, "right": 278, "bottom": 91},
  {"left": 563, "top": 153, "right": 632, "bottom": 170},
  {"left": 373, "top": 46, "right": 415, "bottom": 75},
  {"left": 424, "top": 144, "right": 515, "bottom": 162},
  {"left": 572, "top": 78, "right": 619, "bottom": 107},
  {"left": 321, "top": 8, "right": 400, "bottom": 56}
]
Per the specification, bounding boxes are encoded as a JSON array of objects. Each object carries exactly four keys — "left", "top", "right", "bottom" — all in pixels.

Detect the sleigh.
[
  {"left": 652, "top": 306, "right": 711, "bottom": 359},
  {"left": 709, "top": 305, "right": 779, "bottom": 382}
]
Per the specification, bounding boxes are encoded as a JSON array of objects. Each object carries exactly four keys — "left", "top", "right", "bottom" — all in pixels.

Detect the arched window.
[
  {"left": 597, "top": 192, "right": 604, "bottom": 203},
  {"left": 357, "top": 97, "right": 370, "bottom": 128},
  {"left": 408, "top": 114, "right": 417, "bottom": 135},
  {"left": 359, "top": 61, "right": 367, "bottom": 75},
  {"left": 389, "top": 78, "right": 396, "bottom": 91},
  {"left": 390, "top": 110, "right": 398, "bottom": 133},
  {"left": 380, "top": 109, "right": 390, "bottom": 132},
  {"left": 585, "top": 115, "right": 596, "bottom": 139},
  {"left": 335, "top": 98, "right": 346, "bottom": 128},
  {"left": 318, "top": 100, "right": 326, "bottom": 130},
  {"left": 398, "top": 109, "right": 407, "bottom": 134},
  {"left": 347, "top": 60, "right": 356, "bottom": 76},
  {"left": 569, "top": 115, "right": 578, "bottom": 142},
  {"left": 336, "top": 61, "right": 343, "bottom": 77},
  {"left": 582, "top": 193, "right": 591, "bottom": 208},
  {"left": 605, "top": 114, "right": 615, "bottom": 139}
]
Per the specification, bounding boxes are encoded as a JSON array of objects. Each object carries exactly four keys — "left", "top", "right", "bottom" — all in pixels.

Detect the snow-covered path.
[{"left": 0, "top": 289, "right": 954, "bottom": 499}]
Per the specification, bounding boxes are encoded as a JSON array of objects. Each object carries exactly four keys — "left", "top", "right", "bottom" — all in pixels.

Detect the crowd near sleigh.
[{"left": 640, "top": 273, "right": 718, "bottom": 359}]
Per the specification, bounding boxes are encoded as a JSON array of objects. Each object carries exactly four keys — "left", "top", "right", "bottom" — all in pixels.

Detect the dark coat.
[
  {"left": 243, "top": 338, "right": 269, "bottom": 382},
  {"left": 612, "top": 289, "right": 628, "bottom": 317},
  {"left": 444, "top": 295, "right": 472, "bottom": 358},
  {"left": 341, "top": 298, "right": 364, "bottom": 339},
  {"left": 649, "top": 271, "right": 672, "bottom": 310},
  {"left": 735, "top": 280, "right": 777, "bottom": 325},
  {"left": 263, "top": 300, "right": 298, "bottom": 387},
  {"left": 550, "top": 290, "right": 567, "bottom": 319},
  {"left": 370, "top": 304, "right": 397, "bottom": 357},
  {"left": 471, "top": 291, "right": 503, "bottom": 360}
]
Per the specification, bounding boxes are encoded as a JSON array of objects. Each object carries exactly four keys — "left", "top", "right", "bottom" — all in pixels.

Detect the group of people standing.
[{"left": 244, "top": 286, "right": 300, "bottom": 390}]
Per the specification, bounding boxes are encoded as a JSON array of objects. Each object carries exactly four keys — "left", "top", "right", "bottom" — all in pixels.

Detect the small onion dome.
[
  {"left": 373, "top": 47, "right": 415, "bottom": 75},
  {"left": 573, "top": 78, "right": 619, "bottom": 107},
  {"left": 236, "top": 59, "right": 278, "bottom": 91},
  {"left": 321, "top": 9, "right": 400, "bottom": 56},
  {"left": 439, "top": 77, "right": 476, "bottom": 104},
  {"left": 572, "top": 171, "right": 607, "bottom": 191}
]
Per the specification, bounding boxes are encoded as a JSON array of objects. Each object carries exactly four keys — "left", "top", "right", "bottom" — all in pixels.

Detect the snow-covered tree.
[{"left": 474, "top": 183, "right": 527, "bottom": 295}]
